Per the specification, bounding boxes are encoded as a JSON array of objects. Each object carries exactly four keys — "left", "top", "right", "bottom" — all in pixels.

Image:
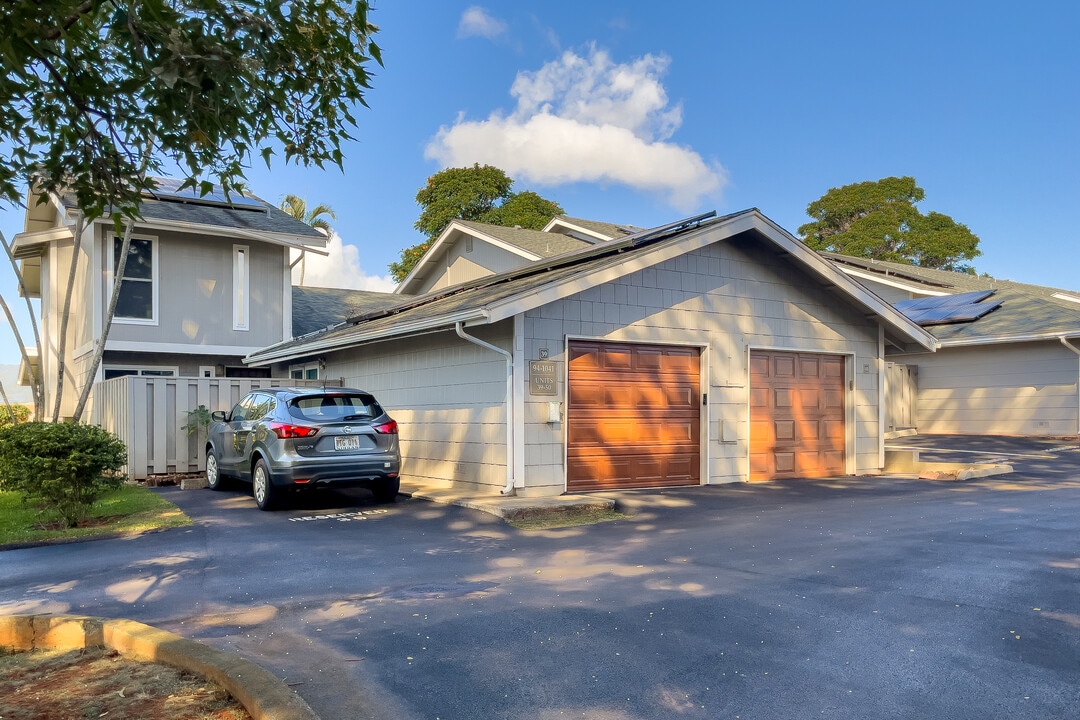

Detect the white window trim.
[
  {"left": 198, "top": 365, "right": 217, "bottom": 378},
  {"left": 107, "top": 233, "right": 159, "bottom": 326},
  {"left": 103, "top": 364, "right": 180, "bottom": 378},
  {"left": 233, "top": 244, "right": 249, "bottom": 331},
  {"left": 289, "top": 362, "right": 320, "bottom": 380}
]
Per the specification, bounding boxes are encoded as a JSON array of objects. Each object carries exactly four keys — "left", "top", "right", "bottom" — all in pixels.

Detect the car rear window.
[{"left": 288, "top": 394, "right": 382, "bottom": 422}]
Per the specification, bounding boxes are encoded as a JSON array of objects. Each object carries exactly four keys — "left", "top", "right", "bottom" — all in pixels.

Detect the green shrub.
[
  {"left": 0, "top": 404, "right": 31, "bottom": 428},
  {"left": 0, "top": 422, "right": 127, "bottom": 528}
]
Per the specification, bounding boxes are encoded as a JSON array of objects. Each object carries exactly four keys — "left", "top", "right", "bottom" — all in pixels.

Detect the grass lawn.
[
  {"left": 507, "top": 507, "right": 629, "bottom": 530},
  {"left": 0, "top": 485, "right": 192, "bottom": 548}
]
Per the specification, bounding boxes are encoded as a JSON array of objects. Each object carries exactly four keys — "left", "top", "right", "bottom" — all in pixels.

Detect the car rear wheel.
[
  {"left": 205, "top": 450, "right": 224, "bottom": 490},
  {"left": 372, "top": 477, "right": 400, "bottom": 504},
  {"left": 252, "top": 459, "right": 278, "bottom": 511}
]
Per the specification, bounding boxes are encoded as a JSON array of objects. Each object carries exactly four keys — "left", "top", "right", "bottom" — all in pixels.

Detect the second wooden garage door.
[
  {"left": 750, "top": 351, "right": 846, "bottom": 481},
  {"left": 567, "top": 341, "right": 700, "bottom": 492}
]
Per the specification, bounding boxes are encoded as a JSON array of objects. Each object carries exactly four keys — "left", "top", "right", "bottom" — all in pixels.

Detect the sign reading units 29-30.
[{"left": 529, "top": 360, "right": 558, "bottom": 396}]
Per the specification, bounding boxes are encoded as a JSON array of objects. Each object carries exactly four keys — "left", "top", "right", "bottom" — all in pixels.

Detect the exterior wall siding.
[
  {"left": 893, "top": 342, "right": 1080, "bottom": 435},
  {"left": 413, "top": 238, "right": 533, "bottom": 295},
  {"left": 289, "top": 326, "right": 513, "bottom": 491},
  {"left": 101, "top": 227, "right": 286, "bottom": 349},
  {"left": 523, "top": 235, "right": 883, "bottom": 491}
]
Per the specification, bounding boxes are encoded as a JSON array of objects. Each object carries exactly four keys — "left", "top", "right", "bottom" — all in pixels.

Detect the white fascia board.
[
  {"left": 483, "top": 211, "right": 938, "bottom": 353},
  {"left": 542, "top": 217, "right": 612, "bottom": 242},
  {"left": 104, "top": 340, "right": 266, "bottom": 355},
  {"left": 748, "top": 214, "right": 938, "bottom": 352},
  {"left": 11, "top": 225, "right": 75, "bottom": 257},
  {"left": 481, "top": 217, "right": 755, "bottom": 322},
  {"left": 837, "top": 266, "right": 950, "bottom": 297},
  {"left": 91, "top": 217, "right": 329, "bottom": 255},
  {"left": 244, "top": 308, "right": 489, "bottom": 366},
  {"left": 936, "top": 331, "right": 1080, "bottom": 348},
  {"left": 395, "top": 224, "right": 462, "bottom": 294},
  {"left": 395, "top": 221, "right": 542, "bottom": 295}
]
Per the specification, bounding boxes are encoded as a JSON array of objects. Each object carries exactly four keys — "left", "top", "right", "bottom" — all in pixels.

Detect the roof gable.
[
  {"left": 827, "top": 253, "right": 1080, "bottom": 346},
  {"left": 43, "top": 177, "right": 328, "bottom": 251},
  {"left": 249, "top": 210, "right": 936, "bottom": 365}
]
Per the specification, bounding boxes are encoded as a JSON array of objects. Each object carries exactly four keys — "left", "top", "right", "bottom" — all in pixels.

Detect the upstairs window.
[{"left": 112, "top": 236, "right": 157, "bottom": 323}]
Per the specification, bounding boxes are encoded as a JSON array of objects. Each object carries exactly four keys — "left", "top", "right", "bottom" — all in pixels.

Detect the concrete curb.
[
  {"left": 403, "top": 484, "right": 615, "bottom": 520},
  {"left": 0, "top": 614, "right": 318, "bottom": 720}
]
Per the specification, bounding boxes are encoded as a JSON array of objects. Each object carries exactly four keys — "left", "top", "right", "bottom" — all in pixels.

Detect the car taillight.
[
  {"left": 269, "top": 422, "right": 319, "bottom": 439},
  {"left": 374, "top": 419, "right": 398, "bottom": 435}
]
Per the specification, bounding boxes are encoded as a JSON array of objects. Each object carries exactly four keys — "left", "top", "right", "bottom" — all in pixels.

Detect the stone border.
[{"left": 0, "top": 614, "right": 318, "bottom": 720}]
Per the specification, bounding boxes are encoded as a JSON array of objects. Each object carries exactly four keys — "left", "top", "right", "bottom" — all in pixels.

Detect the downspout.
[
  {"left": 1061, "top": 336, "right": 1080, "bottom": 435},
  {"left": 456, "top": 322, "right": 516, "bottom": 495}
]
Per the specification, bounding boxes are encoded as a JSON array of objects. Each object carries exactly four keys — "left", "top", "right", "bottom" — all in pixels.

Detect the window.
[
  {"left": 289, "top": 393, "right": 380, "bottom": 422},
  {"left": 290, "top": 362, "right": 320, "bottom": 380},
  {"left": 233, "top": 245, "right": 249, "bottom": 330},
  {"left": 103, "top": 366, "right": 179, "bottom": 380},
  {"left": 112, "top": 236, "right": 157, "bottom": 322}
]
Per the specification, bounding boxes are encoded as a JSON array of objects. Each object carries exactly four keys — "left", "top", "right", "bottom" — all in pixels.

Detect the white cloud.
[
  {"left": 292, "top": 234, "right": 396, "bottom": 292},
  {"left": 425, "top": 46, "right": 725, "bottom": 211},
  {"left": 458, "top": 6, "right": 508, "bottom": 40}
]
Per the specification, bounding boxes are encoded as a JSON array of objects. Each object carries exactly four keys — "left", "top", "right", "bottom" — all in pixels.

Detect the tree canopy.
[
  {"left": 798, "top": 176, "right": 981, "bottom": 272},
  {"left": 389, "top": 164, "right": 564, "bottom": 282},
  {"left": 0, "top": 0, "right": 382, "bottom": 220}
]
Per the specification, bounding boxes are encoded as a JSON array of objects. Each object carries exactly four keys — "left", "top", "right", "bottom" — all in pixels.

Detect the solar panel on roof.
[
  {"left": 893, "top": 289, "right": 995, "bottom": 313},
  {"left": 144, "top": 177, "right": 265, "bottom": 210},
  {"left": 896, "top": 296, "right": 1001, "bottom": 326}
]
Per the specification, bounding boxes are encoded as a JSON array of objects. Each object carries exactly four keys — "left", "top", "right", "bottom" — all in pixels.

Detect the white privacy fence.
[{"left": 92, "top": 376, "right": 340, "bottom": 480}]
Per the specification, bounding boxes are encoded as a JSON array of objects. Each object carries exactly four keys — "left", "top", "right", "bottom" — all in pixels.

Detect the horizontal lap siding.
[
  {"left": 905, "top": 342, "right": 1079, "bottom": 435},
  {"left": 314, "top": 328, "right": 512, "bottom": 490}
]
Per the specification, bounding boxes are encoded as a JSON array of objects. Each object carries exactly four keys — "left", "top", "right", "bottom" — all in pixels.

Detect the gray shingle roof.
[
  {"left": 553, "top": 216, "right": 641, "bottom": 239},
  {"left": 250, "top": 212, "right": 727, "bottom": 363},
  {"left": 456, "top": 220, "right": 590, "bottom": 257},
  {"left": 826, "top": 253, "right": 1080, "bottom": 344},
  {"left": 292, "top": 286, "right": 404, "bottom": 337},
  {"left": 59, "top": 178, "right": 325, "bottom": 240}
]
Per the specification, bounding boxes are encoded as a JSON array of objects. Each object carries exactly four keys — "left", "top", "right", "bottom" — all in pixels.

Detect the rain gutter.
[{"left": 455, "top": 320, "right": 517, "bottom": 495}]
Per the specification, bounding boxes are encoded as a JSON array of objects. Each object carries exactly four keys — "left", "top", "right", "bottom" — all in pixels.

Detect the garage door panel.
[
  {"left": 567, "top": 419, "right": 699, "bottom": 447},
  {"left": 774, "top": 356, "right": 796, "bottom": 377},
  {"left": 798, "top": 421, "right": 820, "bottom": 441},
  {"left": 568, "top": 341, "right": 701, "bottom": 491},
  {"left": 601, "top": 348, "right": 633, "bottom": 369},
  {"left": 750, "top": 350, "right": 845, "bottom": 481}
]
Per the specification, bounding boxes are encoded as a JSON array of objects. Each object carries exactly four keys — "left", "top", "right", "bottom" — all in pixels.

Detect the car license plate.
[{"left": 335, "top": 436, "right": 361, "bottom": 451}]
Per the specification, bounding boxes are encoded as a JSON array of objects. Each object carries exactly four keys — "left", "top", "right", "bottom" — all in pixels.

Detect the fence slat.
[{"left": 92, "top": 376, "right": 339, "bottom": 480}]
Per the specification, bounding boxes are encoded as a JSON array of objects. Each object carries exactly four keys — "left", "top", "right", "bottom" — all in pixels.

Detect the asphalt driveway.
[{"left": 3, "top": 437, "right": 1079, "bottom": 719}]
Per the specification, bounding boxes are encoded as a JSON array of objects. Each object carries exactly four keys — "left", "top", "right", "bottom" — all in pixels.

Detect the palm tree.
[{"left": 280, "top": 194, "right": 336, "bottom": 285}]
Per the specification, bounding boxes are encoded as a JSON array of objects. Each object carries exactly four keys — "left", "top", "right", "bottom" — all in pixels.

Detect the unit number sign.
[{"left": 529, "top": 360, "right": 557, "bottom": 396}]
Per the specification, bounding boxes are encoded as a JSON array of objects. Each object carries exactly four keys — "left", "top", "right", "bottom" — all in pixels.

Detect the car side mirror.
[{"left": 211, "top": 410, "right": 227, "bottom": 422}]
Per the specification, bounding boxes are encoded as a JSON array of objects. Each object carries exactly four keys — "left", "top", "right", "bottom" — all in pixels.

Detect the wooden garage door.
[
  {"left": 749, "top": 351, "right": 845, "bottom": 481},
  {"left": 567, "top": 341, "right": 700, "bottom": 492}
]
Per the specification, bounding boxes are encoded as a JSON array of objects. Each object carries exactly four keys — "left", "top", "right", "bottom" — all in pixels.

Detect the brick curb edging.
[{"left": 0, "top": 614, "right": 318, "bottom": 720}]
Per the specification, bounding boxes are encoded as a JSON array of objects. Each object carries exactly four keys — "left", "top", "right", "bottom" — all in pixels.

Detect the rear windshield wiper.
[{"left": 342, "top": 414, "right": 371, "bottom": 421}]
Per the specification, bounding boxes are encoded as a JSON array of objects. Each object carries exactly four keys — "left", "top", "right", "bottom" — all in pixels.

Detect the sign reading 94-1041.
[{"left": 529, "top": 360, "right": 557, "bottom": 396}]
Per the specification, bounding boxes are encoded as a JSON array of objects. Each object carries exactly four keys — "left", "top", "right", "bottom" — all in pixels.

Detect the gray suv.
[{"left": 205, "top": 387, "right": 401, "bottom": 510}]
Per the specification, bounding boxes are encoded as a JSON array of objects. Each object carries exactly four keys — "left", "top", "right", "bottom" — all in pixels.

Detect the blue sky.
[{"left": 3, "top": 1, "right": 1079, "bottom": 371}]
